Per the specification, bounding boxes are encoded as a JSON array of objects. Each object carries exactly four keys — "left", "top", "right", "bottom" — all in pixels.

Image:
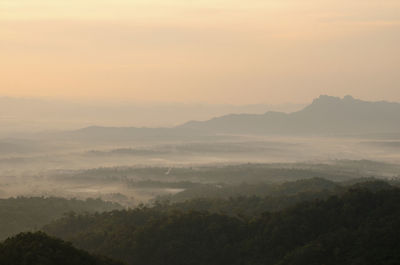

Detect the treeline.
[
  {"left": 44, "top": 186, "right": 400, "bottom": 265},
  {"left": 157, "top": 179, "right": 396, "bottom": 217},
  {"left": 0, "top": 197, "right": 122, "bottom": 240},
  {"left": 63, "top": 162, "right": 383, "bottom": 184},
  {"left": 155, "top": 177, "right": 397, "bottom": 205},
  {"left": 158, "top": 177, "right": 343, "bottom": 203}
]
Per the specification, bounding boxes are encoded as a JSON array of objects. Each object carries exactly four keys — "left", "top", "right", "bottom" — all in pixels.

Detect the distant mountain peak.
[
  {"left": 68, "top": 95, "right": 400, "bottom": 137},
  {"left": 311, "top": 95, "right": 356, "bottom": 106},
  {"left": 179, "top": 95, "right": 400, "bottom": 135},
  {"left": 343, "top": 95, "right": 355, "bottom": 101}
]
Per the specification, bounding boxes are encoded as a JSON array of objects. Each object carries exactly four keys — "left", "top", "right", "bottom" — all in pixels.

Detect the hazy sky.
[{"left": 1, "top": 0, "right": 399, "bottom": 104}]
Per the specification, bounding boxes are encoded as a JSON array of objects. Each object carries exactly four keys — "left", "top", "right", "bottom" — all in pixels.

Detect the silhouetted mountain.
[
  {"left": 60, "top": 95, "right": 400, "bottom": 140},
  {"left": 0, "top": 97, "right": 303, "bottom": 136},
  {"left": 181, "top": 95, "right": 400, "bottom": 135}
]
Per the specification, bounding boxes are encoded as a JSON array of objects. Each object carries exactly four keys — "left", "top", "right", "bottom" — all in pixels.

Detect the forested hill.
[
  {"left": 44, "top": 187, "right": 400, "bottom": 265},
  {"left": 0, "top": 232, "right": 124, "bottom": 265},
  {"left": 0, "top": 197, "right": 122, "bottom": 240},
  {"left": 180, "top": 95, "right": 400, "bottom": 135}
]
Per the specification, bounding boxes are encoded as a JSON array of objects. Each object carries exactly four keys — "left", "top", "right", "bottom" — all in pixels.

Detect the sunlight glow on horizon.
[{"left": 1, "top": 0, "right": 399, "bottom": 104}]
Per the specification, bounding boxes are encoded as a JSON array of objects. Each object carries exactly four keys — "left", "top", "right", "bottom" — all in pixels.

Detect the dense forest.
[
  {"left": 0, "top": 175, "right": 399, "bottom": 265},
  {"left": 3, "top": 0, "right": 400, "bottom": 263},
  {"left": 156, "top": 177, "right": 343, "bottom": 203},
  {"left": 0, "top": 197, "right": 122, "bottom": 240},
  {"left": 43, "top": 184, "right": 400, "bottom": 265}
]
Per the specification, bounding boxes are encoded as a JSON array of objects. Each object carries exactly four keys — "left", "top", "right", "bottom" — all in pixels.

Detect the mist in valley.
[
  {"left": 1, "top": 97, "right": 400, "bottom": 206},
  {"left": 1, "top": 0, "right": 400, "bottom": 262},
  {"left": 1, "top": 96, "right": 400, "bottom": 264}
]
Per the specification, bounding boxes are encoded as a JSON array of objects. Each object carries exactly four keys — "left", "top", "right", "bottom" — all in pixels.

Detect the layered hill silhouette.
[
  {"left": 63, "top": 95, "right": 400, "bottom": 139},
  {"left": 44, "top": 187, "right": 400, "bottom": 265}
]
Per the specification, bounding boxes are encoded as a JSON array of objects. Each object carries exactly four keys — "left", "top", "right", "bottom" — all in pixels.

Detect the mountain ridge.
[
  {"left": 179, "top": 95, "right": 400, "bottom": 135},
  {"left": 61, "top": 95, "right": 400, "bottom": 139}
]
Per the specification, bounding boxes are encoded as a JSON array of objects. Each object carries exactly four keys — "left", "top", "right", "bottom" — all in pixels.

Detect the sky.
[{"left": 1, "top": 0, "right": 399, "bottom": 104}]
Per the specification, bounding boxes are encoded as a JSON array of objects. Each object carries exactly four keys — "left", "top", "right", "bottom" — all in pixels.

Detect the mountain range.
[
  {"left": 68, "top": 95, "right": 400, "bottom": 139},
  {"left": 179, "top": 95, "right": 400, "bottom": 135}
]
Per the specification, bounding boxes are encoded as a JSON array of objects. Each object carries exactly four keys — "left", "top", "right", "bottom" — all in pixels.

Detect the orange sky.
[{"left": 1, "top": 0, "right": 399, "bottom": 104}]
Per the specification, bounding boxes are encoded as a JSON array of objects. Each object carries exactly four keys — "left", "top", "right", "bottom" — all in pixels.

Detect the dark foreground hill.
[
  {"left": 44, "top": 187, "right": 400, "bottom": 265},
  {"left": 0, "top": 232, "right": 124, "bottom": 265}
]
